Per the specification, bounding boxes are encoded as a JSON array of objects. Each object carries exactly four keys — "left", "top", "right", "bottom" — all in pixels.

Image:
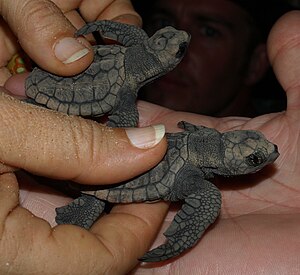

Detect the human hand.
[
  {"left": 0, "top": 87, "right": 169, "bottom": 274},
  {"left": 131, "top": 11, "right": 300, "bottom": 274},
  {"left": 0, "top": 1, "right": 171, "bottom": 274},
  {"left": 0, "top": 0, "right": 141, "bottom": 86},
  {"left": 2, "top": 9, "right": 300, "bottom": 275}
]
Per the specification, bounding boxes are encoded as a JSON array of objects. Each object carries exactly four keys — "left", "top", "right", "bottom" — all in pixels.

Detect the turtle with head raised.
[
  {"left": 25, "top": 20, "right": 190, "bottom": 127},
  {"left": 55, "top": 121, "right": 279, "bottom": 262}
]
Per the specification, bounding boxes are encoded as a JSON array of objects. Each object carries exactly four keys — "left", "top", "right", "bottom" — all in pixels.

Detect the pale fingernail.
[
  {"left": 54, "top": 37, "right": 90, "bottom": 64},
  {"left": 125, "top": 125, "right": 165, "bottom": 149}
]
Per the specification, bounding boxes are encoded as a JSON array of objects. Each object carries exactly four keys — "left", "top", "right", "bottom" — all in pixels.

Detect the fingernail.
[
  {"left": 125, "top": 125, "right": 165, "bottom": 149},
  {"left": 54, "top": 37, "right": 90, "bottom": 64}
]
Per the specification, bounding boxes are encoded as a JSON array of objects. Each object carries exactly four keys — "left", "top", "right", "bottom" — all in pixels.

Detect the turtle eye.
[
  {"left": 246, "top": 151, "right": 266, "bottom": 167},
  {"left": 154, "top": 37, "right": 166, "bottom": 50},
  {"left": 176, "top": 42, "right": 188, "bottom": 58}
]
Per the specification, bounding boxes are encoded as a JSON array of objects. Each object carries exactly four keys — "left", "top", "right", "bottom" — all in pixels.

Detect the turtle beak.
[{"left": 176, "top": 42, "right": 189, "bottom": 59}]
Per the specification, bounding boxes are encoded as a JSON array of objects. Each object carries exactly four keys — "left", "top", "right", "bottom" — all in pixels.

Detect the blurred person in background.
[{"left": 134, "top": 0, "right": 295, "bottom": 116}]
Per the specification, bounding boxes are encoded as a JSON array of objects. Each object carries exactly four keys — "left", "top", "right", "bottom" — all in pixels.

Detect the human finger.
[
  {"left": 51, "top": 0, "right": 141, "bottom": 26},
  {"left": 0, "top": 0, "right": 94, "bottom": 76},
  {"left": 79, "top": 0, "right": 142, "bottom": 26},
  {"left": 137, "top": 100, "right": 221, "bottom": 131},
  {"left": 45, "top": 0, "right": 141, "bottom": 45},
  {"left": 0, "top": 172, "right": 168, "bottom": 274},
  {"left": 0, "top": 90, "right": 167, "bottom": 184},
  {"left": 48, "top": 1, "right": 94, "bottom": 42},
  {"left": 268, "top": 10, "right": 300, "bottom": 115},
  {"left": 3, "top": 73, "right": 28, "bottom": 97},
  {"left": 54, "top": 3, "right": 87, "bottom": 32},
  {"left": 0, "top": 17, "right": 21, "bottom": 85}
]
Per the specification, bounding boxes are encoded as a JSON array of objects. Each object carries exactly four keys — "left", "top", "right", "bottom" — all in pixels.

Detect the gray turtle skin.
[
  {"left": 25, "top": 21, "right": 190, "bottom": 127},
  {"left": 55, "top": 121, "right": 279, "bottom": 262}
]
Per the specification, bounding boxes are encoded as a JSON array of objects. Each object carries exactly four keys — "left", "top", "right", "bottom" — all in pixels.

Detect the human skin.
[
  {"left": 2, "top": 10, "right": 300, "bottom": 274},
  {"left": 0, "top": 0, "right": 142, "bottom": 85},
  {"left": 1, "top": 0, "right": 300, "bottom": 272},
  {"left": 131, "top": 11, "right": 300, "bottom": 273},
  {"left": 140, "top": 0, "right": 269, "bottom": 116},
  {"left": 0, "top": 1, "right": 168, "bottom": 274}
]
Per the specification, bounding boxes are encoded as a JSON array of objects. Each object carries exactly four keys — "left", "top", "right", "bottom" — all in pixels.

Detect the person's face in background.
[{"left": 140, "top": 0, "right": 268, "bottom": 116}]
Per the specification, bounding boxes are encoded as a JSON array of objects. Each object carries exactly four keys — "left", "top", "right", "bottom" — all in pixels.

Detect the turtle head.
[
  {"left": 221, "top": 130, "right": 279, "bottom": 175},
  {"left": 148, "top": 26, "right": 190, "bottom": 72}
]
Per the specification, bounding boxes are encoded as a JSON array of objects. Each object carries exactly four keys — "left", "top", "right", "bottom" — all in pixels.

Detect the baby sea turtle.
[
  {"left": 55, "top": 121, "right": 279, "bottom": 262},
  {"left": 25, "top": 20, "right": 190, "bottom": 127}
]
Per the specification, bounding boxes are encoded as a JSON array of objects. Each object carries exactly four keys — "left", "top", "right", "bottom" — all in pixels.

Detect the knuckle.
[
  {"left": 68, "top": 119, "right": 100, "bottom": 176},
  {"left": 17, "top": 0, "right": 65, "bottom": 36},
  {"left": 67, "top": 118, "right": 120, "bottom": 182}
]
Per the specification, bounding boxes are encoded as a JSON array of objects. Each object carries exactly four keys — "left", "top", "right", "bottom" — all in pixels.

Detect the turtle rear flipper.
[
  {"left": 55, "top": 195, "right": 105, "bottom": 229},
  {"left": 140, "top": 182, "right": 221, "bottom": 262}
]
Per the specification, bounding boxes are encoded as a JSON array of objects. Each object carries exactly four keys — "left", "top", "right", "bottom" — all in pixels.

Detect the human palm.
[
  {"left": 130, "top": 100, "right": 300, "bottom": 273},
  {"left": 131, "top": 12, "right": 300, "bottom": 274},
  {"left": 1, "top": 11, "right": 300, "bottom": 275}
]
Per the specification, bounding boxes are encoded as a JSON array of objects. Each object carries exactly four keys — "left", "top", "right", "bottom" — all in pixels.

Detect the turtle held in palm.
[
  {"left": 55, "top": 121, "right": 279, "bottom": 262},
  {"left": 25, "top": 20, "right": 190, "bottom": 127}
]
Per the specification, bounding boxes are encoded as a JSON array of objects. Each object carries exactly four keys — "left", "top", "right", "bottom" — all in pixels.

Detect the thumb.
[
  {"left": 0, "top": 0, "right": 93, "bottom": 76},
  {"left": 268, "top": 11, "right": 300, "bottom": 112},
  {"left": 0, "top": 91, "right": 167, "bottom": 184}
]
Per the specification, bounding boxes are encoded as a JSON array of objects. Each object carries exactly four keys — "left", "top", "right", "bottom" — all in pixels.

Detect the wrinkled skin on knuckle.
[
  {"left": 3, "top": 0, "right": 69, "bottom": 38},
  {"left": 66, "top": 117, "right": 137, "bottom": 184},
  {"left": 66, "top": 119, "right": 114, "bottom": 180},
  {"left": 57, "top": 117, "right": 89, "bottom": 178},
  {"left": 24, "top": 0, "right": 67, "bottom": 32}
]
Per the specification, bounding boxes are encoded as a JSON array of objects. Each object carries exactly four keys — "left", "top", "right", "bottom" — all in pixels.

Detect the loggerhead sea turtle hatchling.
[
  {"left": 55, "top": 121, "right": 279, "bottom": 262},
  {"left": 25, "top": 20, "right": 190, "bottom": 127}
]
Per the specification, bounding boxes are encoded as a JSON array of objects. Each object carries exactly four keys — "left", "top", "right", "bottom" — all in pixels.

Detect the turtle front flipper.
[
  {"left": 177, "top": 121, "right": 217, "bottom": 133},
  {"left": 55, "top": 194, "right": 105, "bottom": 229},
  {"left": 140, "top": 182, "right": 221, "bottom": 262},
  {"left": 76, "top": 20, "right": 149, "bottom": 47},
  {"left": 107, "top": 90, "right": 139, "bottom": 127}
]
